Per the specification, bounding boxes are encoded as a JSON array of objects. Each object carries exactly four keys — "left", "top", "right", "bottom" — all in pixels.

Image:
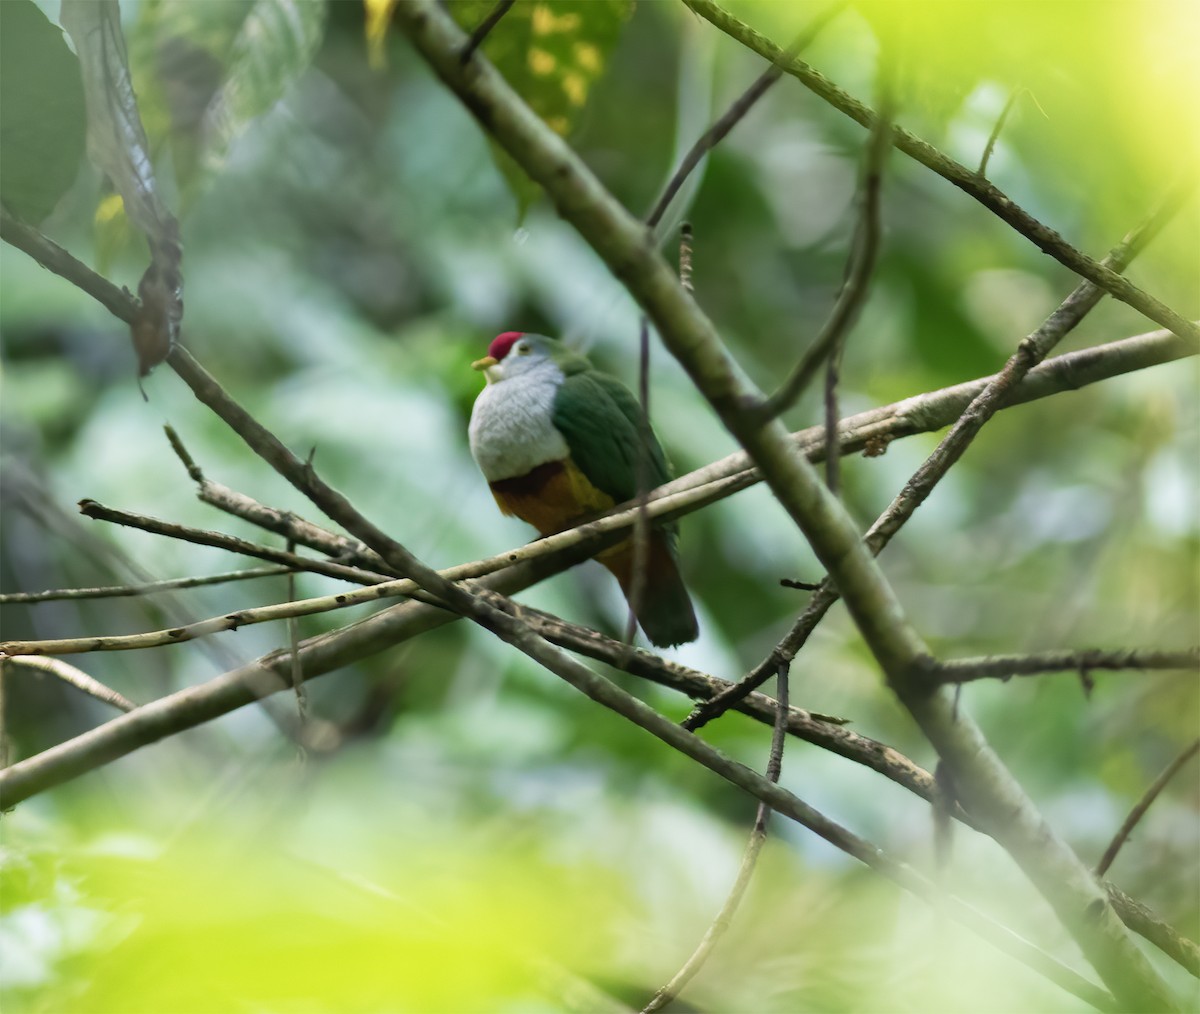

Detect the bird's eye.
[{"left": 516, "top": 343, "right": 530, "bottom": 355}]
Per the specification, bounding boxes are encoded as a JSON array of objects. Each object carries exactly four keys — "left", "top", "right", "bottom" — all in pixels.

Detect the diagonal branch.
[
  {"left": 1095, "top": 738, "right": 1200, "bottom": 878},
  {"left": 757, "top": 66, "right": 892, "bottom": 424},
  {"left": 391, "top": 5, "right": 1179, "bottom": 1005},
  {"left": 680, "top": 0, "right": 1200, "bottom": 348},
  {"left": 2, "top": 656, "right": 138, "bottom": 713},
  {"left": 77, "top": 499, "right": 395, "bottom": 587},
  {"left": 686, "top": 180, "right": 1191, "bottom": 730},
  {"left": 644, "top": 1, "right": 846, "bottom": 230}
]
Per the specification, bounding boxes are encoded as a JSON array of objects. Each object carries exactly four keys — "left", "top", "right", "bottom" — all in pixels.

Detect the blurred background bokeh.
[{"left": 1, "top": 1, "right": 1197, "bottom": 1010}]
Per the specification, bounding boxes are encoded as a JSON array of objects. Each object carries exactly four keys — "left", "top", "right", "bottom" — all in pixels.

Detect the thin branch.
[
  {"left": 684, "top": 183, "right": 1192, "bottom": 731},
  {"left": 2, "top": 656, "right": 138, "bottom": 712},
  {"left": 0, "top": 662, "right": 7, "bottom": 768},
  {"left": 936, "top": 648, "right": 1200, "bottom": 685},
  {"left": 164, "top": 425, "right": 394, "bottom": 575},
  {"left": 642, "top": 664, "right": 789, "bottom": 1013},
  {"left": 0, "top": 204, "right": 1190, "bottom": 563},
  {"left": 680, "top": 0, "right": 1200, "bottom": 348},
  {"left": 0, "top": 567, "right": 290, "bottom": 604},
  {"left": 622, "top": 317, "right": 653, "bottom": 648},
  {"left": 759, "top": 52, "right": 892, "bottom": 425},
  {"left": 77, "top": 499, "right": 395, "bottom": 587},
  {"left": 284, "top": 541, "right": 307, "bottom": 716},
  {"left": 0, "top": 190, "right": 1192, "bottom": 1001},
  {"left": 459, "top": 0, "right": 515, "bottom": 64},
  {"left": 644, "top": 2, "right": 846, "bottom": 229},
  {"left": 195, "top": 476, "right": 389, "bottom": 573},
  {"left": 977, "top": 86, "right": 1023, "bottom": 178},
  {"left": 392, "top": 7, "right": 1180, "bottom": 1003},
  {"left": 1095, "top": 738, "right": 1200, "bottom": 878},
  {"left": 0, "top": 538, "right": 633, "bottom": 656},
  {"left": 478, "top": 602, "right": 1117, "bottom": 1012},
  {"left": 0, "top": 573, "right": 1190, "bottom": 983}
]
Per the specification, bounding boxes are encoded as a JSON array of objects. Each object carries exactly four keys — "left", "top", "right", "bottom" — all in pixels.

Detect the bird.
[{"left": 468, "top": 331, "right": 699, "bottom": 647}]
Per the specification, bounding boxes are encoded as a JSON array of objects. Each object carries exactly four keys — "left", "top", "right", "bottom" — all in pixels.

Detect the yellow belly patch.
[{"left": 489, "top": 458, "right": 614, "bottom": 536}]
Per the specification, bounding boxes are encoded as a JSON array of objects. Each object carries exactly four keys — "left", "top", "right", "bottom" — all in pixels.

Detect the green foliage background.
[{"left": 1, "top": 1, "right": 1197, "bottom": 1010}]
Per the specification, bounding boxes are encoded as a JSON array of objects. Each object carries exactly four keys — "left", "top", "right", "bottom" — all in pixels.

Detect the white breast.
[{"left": 468, "top": 361, "right": 570, "bottom": 481}]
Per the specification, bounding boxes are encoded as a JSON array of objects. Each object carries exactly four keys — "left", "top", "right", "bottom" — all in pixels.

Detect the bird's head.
[{"left": 472, "top": 332, "right": 565, "bottom": 384}]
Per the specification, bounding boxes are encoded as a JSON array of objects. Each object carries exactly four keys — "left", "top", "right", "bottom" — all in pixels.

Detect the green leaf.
[
  {"left": 199, "top": 0, "right": 328, "bottom": 178},
  {"left": 0, "top": 1, "right": 86, "bottom": 224},
  {"left": 62, "top": 0, "right": 183, "bottom": 375},
  {"left": 130, "top": 0, "right": 327, "bottom": 195},
  {"left": 450, "top": 0, "right": 634, "bottom": 211}
]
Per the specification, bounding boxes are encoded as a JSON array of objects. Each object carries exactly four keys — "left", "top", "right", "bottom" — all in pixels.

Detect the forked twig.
[
  {"left": 684, "top": 180, "right": 1194, "bottom": 731},
  {"left": 459, "top": 0, "right": 515, "bottom": 64},
  {"left": 680, "top": 0, "right": 1200, "bottom": 347},
  {"left": 644, "top": 2, "right": 847, "bottom": 230}
]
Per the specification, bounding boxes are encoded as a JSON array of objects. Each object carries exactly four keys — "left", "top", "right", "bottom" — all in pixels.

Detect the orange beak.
[{"left": 472, "top": 355, "right": 498, "bottom": 371}]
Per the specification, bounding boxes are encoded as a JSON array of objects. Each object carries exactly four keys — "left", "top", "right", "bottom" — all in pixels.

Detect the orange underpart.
[
  {"left": 488, "top": 458, "right": 614, "bottom": 536},
  {"left": 490, "top": 458, "right": 698, "bottom": 647}
]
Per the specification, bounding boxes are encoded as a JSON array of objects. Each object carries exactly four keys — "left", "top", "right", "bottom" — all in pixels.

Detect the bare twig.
[
  {"left": 935, "top": 648, "right": 1200, "bottom": 686},
  {"left": 680, "top": 0, "right": 1200, "bottom": 348},
  {"left": 0, "top": 567, "right": 290, "bottom": 604},
  {"left": 2, "top": 656, "right": 138, "bottom": 712},
  {"left": 163, "top": 425, "right": 392, "bottom": 574},
  {"left": 684, "top": 183, "right": 1192, "bottom": 731},
  {"left": 284, "top": 542, "right": 307, "bottom": 717},
  {"left": 459, "top": 0, "right": 515, "bottom": 64},
  {"left": 642, "top": 664, "right": 789, "bottom": 1012},
  {"left": 77, "top": 499, "right": 395, "bottom": 587},
  {"left": 759, "top": 53, "right": 892, "bottom": 426},
  {"left": 0, "top": 206, "right": 1189, "bottom": 557},
  {"left": 622, "top": 318, "right": 654, "bottom": 648},
  {"left": 1095, "top": 738, "right": 1200, "bottom": 878},
  {"left": 644, "top": 2, "right": 846, "bottom": 230},
  {"left": 977, "top": 86, "right": 1023, "bottom": 178},
  {"left": 391, "top": 9, "right": 1180, "bottom": 999},
  {"left": 0, "top": 663, "right": 7, "bottom": 768},
  {"left": 0, "top": 177, "right": 1190, "bottom": 1004},
  {"left": 0, "top": 574, "right": 1189, "bottom": 983},
  {"left": 825, "top": 59, "right": 892, "bottom": 490},
  {"left": 195, "top": 477, "right": 388, "bottom": 573}
]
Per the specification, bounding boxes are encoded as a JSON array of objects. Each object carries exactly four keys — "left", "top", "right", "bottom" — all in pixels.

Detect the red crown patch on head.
[{"left": 488, "top": 332, "right": 524, "bottom": 361}]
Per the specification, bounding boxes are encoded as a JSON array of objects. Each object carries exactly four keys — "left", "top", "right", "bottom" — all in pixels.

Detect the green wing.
[{"left": 551, "top": 370, "right": 673, "bottom": 509}]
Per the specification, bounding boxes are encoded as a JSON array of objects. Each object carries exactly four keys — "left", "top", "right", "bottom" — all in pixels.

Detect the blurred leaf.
[
  {"left": 61, "top": 1, "right": 175, "bottom": 241},
  {"left": 130, "top": 0, "right": 326, "bottom": 195},
  {"left": 450, "top": 0, "right": 634, "bottom": 211},
  {"left": 4, "top": 818, "right": 628, "bottom": 1014},
  {"left": 0, "top": 0, "right": 87, "bottom": 224},
  {"left": 61, "top": 0, "right": 183, "bottom": 376},
  {"left": 199, "top": 0, "right": 328, "bottom": 178}
]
